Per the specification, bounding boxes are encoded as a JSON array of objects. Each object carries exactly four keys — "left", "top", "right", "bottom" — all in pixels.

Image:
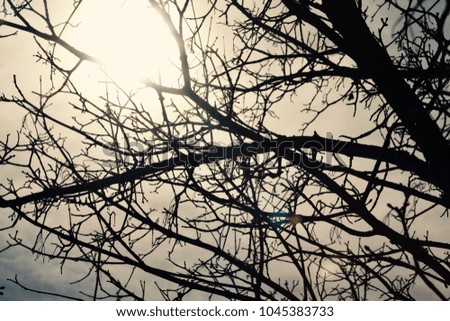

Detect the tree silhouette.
[{"left": 0, "top": 0, "right": 449, "bottom": 300}]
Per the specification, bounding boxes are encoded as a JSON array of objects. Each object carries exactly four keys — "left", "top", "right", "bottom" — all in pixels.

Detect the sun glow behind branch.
[{"left": 66, "top": 0, "right": 179, "bottom": 90}]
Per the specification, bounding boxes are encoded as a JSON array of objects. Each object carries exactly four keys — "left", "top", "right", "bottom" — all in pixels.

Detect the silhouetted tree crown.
[{"left": 0, "top": 0, "right": 449, "bottom": 300}]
